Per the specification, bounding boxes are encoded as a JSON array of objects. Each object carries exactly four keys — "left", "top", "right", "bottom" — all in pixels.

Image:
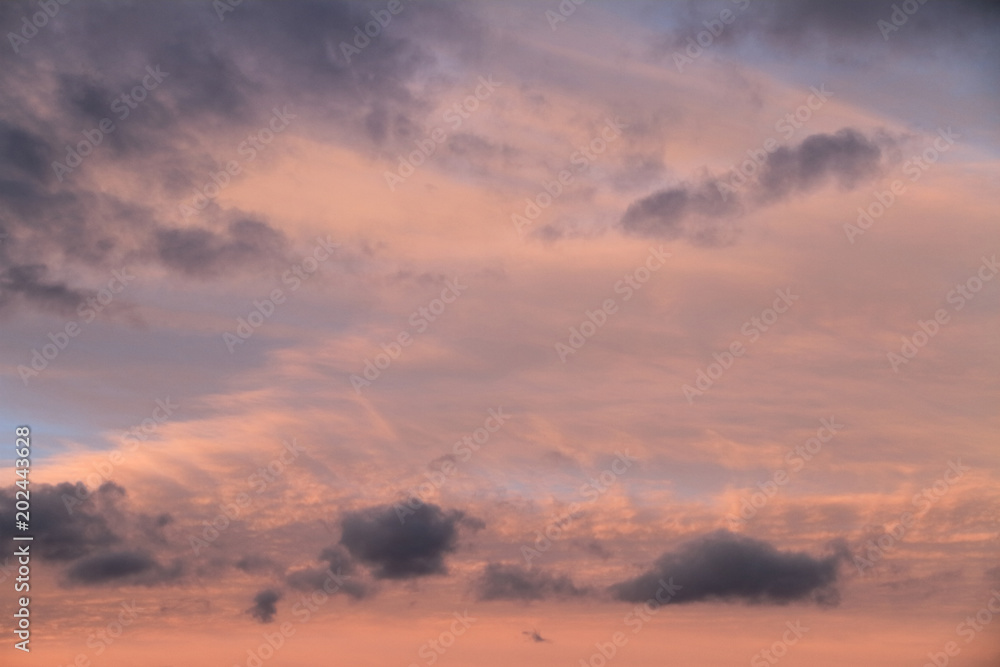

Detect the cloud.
[
  {"left": 609, "top": 530, "right": 844, "bottom": 605},
  {"left": 0, "top": 120, "right": 52, "bottom": 183},
  {"left": 0, "top": 482, "right": 123, "bottom": 561},
  {"left": 249, "top": 589, "right": 281, "bottom": 623},
  {"left": 0, "top": 262, "right": 91, "bottom": 314},
  {"left": 0, "top": 0, "right": 494, "bottom": 317},
  {"left": 620, "top": 128, "right": 891, "bottom": 242},
  {"left": 522, "top": 629, "right": 549, "bottom": 643},
  {"left": 1, "top": 481, "right": 180, "bottom": 588},
  {"left": 235, "top": 555, "right": 277, "bottom": 573},
  {"left": 655, "top": 0, "right": 1000, "bottom": 57},
  {"left": 153, "top": 218, "right": 288, "bottom": 278},
  {"left": 620, "top": 180, "right": 738, "bottom": 244},
  {"left": 755, "top": 128, "right": 885, "bottom": 200},
  {"left": 475, "top": 563, "right": 588, "bottom": 602},
  {"left": 0, "top": 0, "right": 427, "bottom": 314},
  {"left": 284, "top": 546, "right": 370, "bottom": 599},
  {"left": 339, "top": 502, "right": 468, "bottom": 580},
  {"left": 66, "top": 551, "right": 158, "bottom": 584},
  {"left": 318, "top": 545, "right": 355, "bottom": 573}
]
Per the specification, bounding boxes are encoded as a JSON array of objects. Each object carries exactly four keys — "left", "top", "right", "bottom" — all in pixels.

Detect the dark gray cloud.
[
  {"left": 249, "top": 589, "right": 281, "bottom": 623},
  {"left": 620, "top": 181, "right": 738, "bottom": 244},
  {"left": 0, "top": 118, "right": 96, "bottom": 313},
  {"left": 339, "top": 502, "right": 467, "bottom": 579},
  {"left": 0, "top": 482, "right": 123, "bottom": 561},
  {"left": 609, "top": 530, "right": 844, "bottom": 606},
  {"left": 64, "top": 550, "right": 180, "bottom": 586},
  {"left": 620, "top": 128, "right": 892, "bottom": 243},
  {"left": 756, "top": 128, "right": 885, "bottom": 200},
  {"left": 475, "top": 563, "right": 588, "bottom": 602},
  {"left": 0, "top": 481, "right": 178, "bottom": 587}
]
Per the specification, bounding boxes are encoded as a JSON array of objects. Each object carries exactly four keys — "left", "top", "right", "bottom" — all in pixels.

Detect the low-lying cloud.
[{"left": 610, "top": 530, "right": 844, "bottom": 605}]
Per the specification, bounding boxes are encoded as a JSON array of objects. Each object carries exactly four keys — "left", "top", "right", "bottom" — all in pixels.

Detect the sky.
[{"left": 0, "top": 1, "right": 998, "bottom": 665}]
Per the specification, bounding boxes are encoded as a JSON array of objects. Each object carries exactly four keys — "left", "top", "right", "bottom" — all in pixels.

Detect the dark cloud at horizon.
[{"left": 609, "top": 530, "right": 845, "bottom": 606}]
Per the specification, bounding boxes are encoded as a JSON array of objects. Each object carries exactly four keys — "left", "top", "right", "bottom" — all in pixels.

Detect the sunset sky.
[{"left": 1, "top": 1, "right": 999, "bottom": 665}]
